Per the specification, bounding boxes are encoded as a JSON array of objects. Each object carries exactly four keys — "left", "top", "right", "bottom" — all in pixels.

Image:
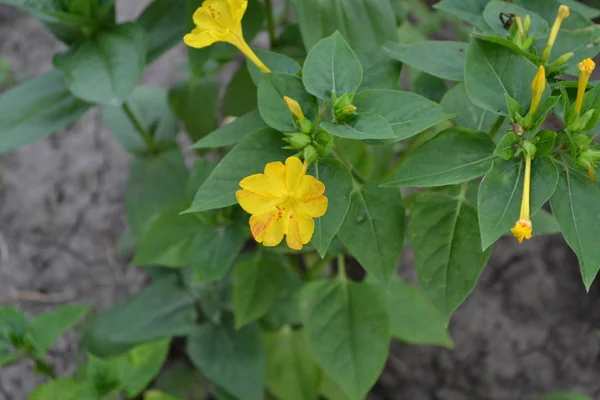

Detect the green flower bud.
[
  {"left": 297, "top": 119, "right": 314, "bottom": 134},
  {"left": 303, "top": 145, "right": 318, "bottom": 163},
  {"left": 522, "top": 140, "right": 537, "bottom": 159},
  {"left": 572, "top": 133, "right": 593, "bottom": 150},
  {"left": 333, "top": 93, "right": 357, "bottom": 122},
  {"left": 314, "top": 130, "right": 334, "bottom": 156},
  {"left": 285, "top": 133, "right": 312, "bottom": 150}
]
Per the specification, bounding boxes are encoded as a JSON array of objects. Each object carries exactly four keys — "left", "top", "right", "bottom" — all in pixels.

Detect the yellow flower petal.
[
  {"left": 239, "top": 174, "right": 280, "bottom": 197},
  {"left": 235, "top": 190, "right": 282, "bottom": 215},
  {"left": 297, "top": 195, "right": 328, "bottom": 218},
  {"left": 511, "top": 218, "right": 532, "bottom": 243},
  {"left": 250, "top": 210, "right": 284, "bottom": 247},
  {"left": 285, "top": 210, "right": 314, "bottom": 250},
  {"left": 226, "top": 0, "right": 247, "bottom": 22},
  {"left": 201, "top": 0, "right": 238, "bottom": 29},
  {"left": 192, "top": 6, "right": 224, "bottom": 31},
  {"left": 295, "top": 175, "right": 328, "bottom": 217},
  {"left": 263, "top": 161, "right": 287, "bottom": 196},
  {"left": 285, "top": 157, "right": 305, "bottom": 193},
  {"left": 183, "top": 28, "right": 225, "bottom": 48}
]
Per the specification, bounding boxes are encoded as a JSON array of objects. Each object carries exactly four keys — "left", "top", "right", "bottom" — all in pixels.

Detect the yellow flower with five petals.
[
  {"left": 236, "top": 157, "right": 328, "bottom": 250},
  {"left": 184, "top": 0, "right": 270, "bottom": 72}
]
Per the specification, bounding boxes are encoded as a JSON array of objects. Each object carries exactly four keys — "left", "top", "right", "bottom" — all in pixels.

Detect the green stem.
[
  {"left": 337, "top": 255, "right": 347, "bottom": 282},
  {"left": 121, "top": 102, "right": 154, "bottom": 150},
  {"left": 33, "top": 357, "right": 56, "bottom": 379},
  {"left": 264, "top": 0, "right": 277, "bottom": 47},
  {"left": 489, "top": 116, "right": 506, "bottom": 138}
]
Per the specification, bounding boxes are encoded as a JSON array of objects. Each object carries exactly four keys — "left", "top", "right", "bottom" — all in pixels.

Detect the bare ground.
[{"left": 1, "top": 4, "right": 600, "bottom": 400}]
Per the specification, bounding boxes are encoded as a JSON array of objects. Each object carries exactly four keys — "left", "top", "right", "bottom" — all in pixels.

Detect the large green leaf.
[
  {"left": 302, "top": 32, "right": 363, "bottom": 100},
  {"left": 28, "top": 305, "right": 90, "bottom": 356},
  {"left": 192, "top": 110, "right": 267, "bottom": 149},
  {"left": 0, "top": 69, "right": 90, "bottom": 153},
  {"left": 168, "top": 76, "right": 219, "bottom": 142},
  {"left": 478, "top": 156, "right": 559, "bottom": 250},
  {"left": 384, "top": 41, "right": 467, "bottom": 81},
  {"left": 29, "top": 378, "right": 97, "bottom": 400},
  {"left": 223, "top": 65, "right": 258, "bottom": 117},
  {"left": 434, "top": 0, "right": 489, "bottom": 31},
  {"left": 409, "top": 191, "right": 491, "bottom": 322},
  {"left": 308, "top": 159, "right": 353, "bottom": 257},
  {"left": 482, "top": 1, "right": 547, "bottom": 38},
  {"left": 354, "top": 89, "right": 453, "bottom": 142},
  {"left": 137, "top": 0, "right": 186, "bottom": 63},
  {"left": 385, "top": 128, "right": 495, "bottom": 187},
  {"left": 118, "top": 339, "right": 171, "bottom": 397},
  {"left": 337, "top": 183, "right": 404, "bottom": 283},
  {"left": 186, "top": 319, "right": 265, "bottom": 400},
  {"left": 102, "top": 86, "right": 179, "bottom": 153},
  {"left": 54, "top": 23, "right": 147, "bottom": 106},
  {"left": 232, "top": 255, "right": 283, "bottom": 328},
  {"left": 265, "top": 328, "right": 322, "bottom": 400},
  {"left": 464, "top": 38, "right": 543, "bottom": 116},
  {"left": 125, "top": 149, "right": 189, "bottom": 238},
  {"left": 383, "top": 276, "right": 453, "bottom": 347},
  {"left": 357, "top": 49, "right": 401, "bottom": 91},
  {"left": 290, "top": 0, "right": 397, "bottom": 53},
  {"left": 83, "top": 277, "right": 197, "bottom": 356},
  {"left": 187, "top": 129, "right": 291, "bottom": 212},
  {"left": 321, "top": 113, "right": 395, "bottom": 140},
  {"left": 247, "top": 49, "right": 302, "bottom": 86},
  {"left": 550, "top": 162, "right": 600, "bottom": 290},
  {"left": 440, "top": 83, "right": 509, "bottom": 132},
  {"left": 301, "top": 279, "right": 389, "bottom": 399},
  {"left": 0, "top": 307, "right": 28, "bottom": 366},
  {"left": 258, "top": 73, "right": 318, "bottom": 133}
]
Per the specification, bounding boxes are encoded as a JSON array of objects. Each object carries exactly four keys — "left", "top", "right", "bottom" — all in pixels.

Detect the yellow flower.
[
  {"left": 184, "top": 0, "right": 270, "bottom": 73},
  {"left": 236, "top": 157, "right": 328, "bottom": 250},
  {"left": 283, "top": 96, "right": 305, "bottom": 121},
  {"left": 529, "top": 65, "right": 546, "bottom": 115},
  {"left": 511, "top": 154, "right": 533, "bottom": 243},
  {"left": 541, "top": 5, "right": 569, "bottom": 62},
  {"left": 574, "top": 58, "right": 596, "bottom": 115}
]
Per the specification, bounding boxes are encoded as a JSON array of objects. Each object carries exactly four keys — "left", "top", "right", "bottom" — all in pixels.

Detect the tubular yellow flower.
[
  {"left": 541, "top": 5, "right": 570, "bottom": 62},
  {"left": 529, "top": 65, "right": 546, "bottom": 115},
  {"left": 283, "top": 96, "right": 305, "bottom": 121},
  {"left": 236, "top": 157, "right": 328, "bottom": 250},
  {"left": 574, "top": 58, "right": 596, "bottom": 115},
  {"left": 511, "top": 155, "right": 533, "bottom": 243},
  {"left": 183, "top": 0, "right": 270, "bottom": 73}
]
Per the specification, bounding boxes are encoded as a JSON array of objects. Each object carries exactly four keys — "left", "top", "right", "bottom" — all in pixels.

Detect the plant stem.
[
  {"left": 264, "top": 0, "right": 277, "bottom": 47},
  {"left": 337, "top": 254, "right": 347, "bottom": 282},
  {"left": 121, "top": 102, "right": 154, "bottom": 150},
  {"left": 489, "top": 116, "right": 506, "bottom": 138}
]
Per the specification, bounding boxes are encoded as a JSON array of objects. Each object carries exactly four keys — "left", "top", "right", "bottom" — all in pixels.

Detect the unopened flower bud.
[
  {"left": 285, "top": 133, "right": 312, "bottom": 150},
  {"left": 541, "top": 4, "right": 570, "bottom": 62},
  {"left": 303, "top": 145, "right": 318, "bottom": 163},
  {"left": 529, "top": 66, "right": 546, "bottom": 115},
  {"left": 283, "top": 96, "right": 305, "bottom": 121}
]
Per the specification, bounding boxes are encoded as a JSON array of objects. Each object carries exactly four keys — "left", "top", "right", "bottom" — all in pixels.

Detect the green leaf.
[
  {"left": 258, "top": 72, "right": 318, "bottom": 133},
  {"left": 530, "top": 209, "right": 560, "bottom": 236},
  {"left": 308, "top": 159, "right": 353, "bottom": 257},
  {"left": 125, "top": 149, "right": 189, "bottom": 238},
  {"left": 86, "top": 353, "right": 123, "bottom": 396},
  {"left": 186, "top": 318, "right": 265, "bottom": 400},
  {"left": 301, "top": 279, "right": 389, "bottom": 399},
  {"left": 191, "top": 110, "right": 268, "bottom": 149},
  {"left": 471, "top": 33, "right": 538, "bottom": 64},
  {"left": 464, "top": 38, "right": 543, "bottom": 116},
  {"left": 118, "top": 339, "right": 171, "bottom": 397},
  {"left": 482, "top": 1, "right": 547, "bottom": 38},
  {"left": 54, "top": 23, "right": 147, "bottom": 106},
  {"left": 233, "top": 255, "right": 283, "bottom": 329},
  {"left": 223, "top": 65, "right": 258, "bottom": 117},
  {"left": 102, "top": 86, "right": 178, "bottom": 153},
  {"left": 187, "top": 129, "right": 291, "bottom": 212},
  {"left": 290, "top": 0, "right": 397, "bottom": 53},
  {"left": 384, "top": 41, "right": 467, "bottom": 81},
  {"left": 247, "top": 49, "right": 301, "bottom": 86},
  {"left": 137, "top": 0, "right": 186, "bottom": 63},
  {"left": 0, "top": 69, "right": 90, "bottom": 152},
  {"left": 354, "top": 89, "right": 453, "bottom": 142},
  {"left": 337, "top": 183, "right": 404, "bottom": 283},
  {"left": 408, "top": 191, "right": 491, "bottom": 322},
  {"left": 440, "top": 83, "right": 509, "bottom": 132},
  {"left": 0, "top": 307, "right": 28, "bottom": 338},
  {"left": 144, "top": 390, "right": 183, "bottom": 400},
  {"left": 302, "top": 32, "right": 363, "bottom": 100},
  {"left": 28, "top": 305, "right": 90, "bottom": 356},
  {"left": 385, "top": 128, "right": 495, "bottom": 187},
  {"left": 494, "top": 131, "right": 520, "bottom": 160},
  {"left": 357, "top": 49, "right": 402, "bottom": 91},
  {"left": 434, "top": 0, "right": 489, "bottom": 31},
  {"left": 540, "top": 392, "right": 593, "bottom": 400},
  {"left": 550, "top": 163, "right": 600, "bottom": 290},
  {"left": 478, "top": 156, "right": 559, "bottom": 249},
  {"left": 29, "top": 378, "right": 97, "bottom": 400},
  {"left": 83, "top": 277, "right": 197, "bottom": 356},
  {"left": 168, "top": 76, "right": 218, "bottom": 142},
  {"left": 321, "top": 113, "right": 395, "bottom": 140},
  {"left": 410, "top": 72, "right": 448, "bottom": 103},
  {"left": 383, "top": 276, "right": 453, "bottom": 347},
  {"left": 265, "top": 328, "right": 322, "bottom": 400}
]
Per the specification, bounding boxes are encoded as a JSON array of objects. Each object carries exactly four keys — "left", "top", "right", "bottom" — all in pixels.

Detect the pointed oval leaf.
[
  {"left": 247, "top": 49, "right": 302, "bottom": 85},
  {"left": 321, "top": 113, "right": 395, "bottom": 140},
  {"left": 192, "top": 110, "right": 267, "bottom": 149}
]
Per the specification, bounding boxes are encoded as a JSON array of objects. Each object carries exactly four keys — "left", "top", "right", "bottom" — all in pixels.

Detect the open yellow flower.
[
  {"left": 511, "top": 154, "right": 533, "bottom": 243},
  {"left": 236, "top": 157, "right": 328, "bottom": 250},
  {"left": 184, "top": 0, "right": 270, "bottom": 72}
]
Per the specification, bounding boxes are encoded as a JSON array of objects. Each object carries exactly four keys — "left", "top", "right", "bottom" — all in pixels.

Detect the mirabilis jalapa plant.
[{"left": 3, "top": 0, "right": 600, "bottom": 399}]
